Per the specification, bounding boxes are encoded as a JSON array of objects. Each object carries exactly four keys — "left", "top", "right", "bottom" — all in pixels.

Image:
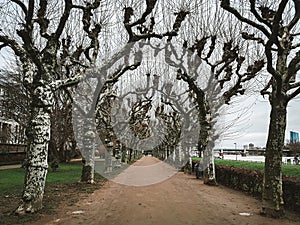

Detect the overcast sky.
[{"left": 216, "top": 95, "right": 300, "bottom": 149}]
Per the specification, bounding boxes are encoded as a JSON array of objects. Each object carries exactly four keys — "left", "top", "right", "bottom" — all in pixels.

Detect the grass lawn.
[
  {"left": 191, "top": 157, "right": 202, "bottom": 162},
  {"left": 0, "top": 163, "right": 84, "bottom": 195},
  {"left": 215, "top": 159, "right": 300, "bottom": 178},
  {"left": 0, "top": 162, "right": 106, "bottom": 225}
]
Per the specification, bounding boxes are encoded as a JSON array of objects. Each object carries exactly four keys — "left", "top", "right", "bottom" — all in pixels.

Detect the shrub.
[{"left": 215, "top": 165, "right": 300, "bottom": 213}]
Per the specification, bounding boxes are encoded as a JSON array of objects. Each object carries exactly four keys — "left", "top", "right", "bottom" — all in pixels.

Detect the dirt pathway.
[{"left": 30, "top": 156, "right": 299, "bottom": 225}]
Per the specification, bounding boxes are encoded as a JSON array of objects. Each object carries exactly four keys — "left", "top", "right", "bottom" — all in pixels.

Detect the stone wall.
[{"left": 0, "top": 143, "right": 26, "bottom": 164}]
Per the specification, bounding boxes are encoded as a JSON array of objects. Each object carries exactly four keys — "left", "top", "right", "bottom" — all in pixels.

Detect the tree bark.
[
  {"left": 81, "top": 159, "right": 94, "bottom": 183},
  {"left": 202, "top": 147, "right": 217, "bottom": 186},
  {"left": 80, "top": 118, "right": 95, "bottom": 183},
  {"left": 16, "top": 107, "right": 51, "bottom": 214},
  {"left": 121, "top": 146, "right": 126, "bottom": 163},
  {"left": 202, "top": 132, "right": 217, "bottom": 185},
  {"left": 262, "top": 96, "right": 287, "bottom": 217},
  {"left": 198, "top": 106, "right": 217, "bottom": 185}
]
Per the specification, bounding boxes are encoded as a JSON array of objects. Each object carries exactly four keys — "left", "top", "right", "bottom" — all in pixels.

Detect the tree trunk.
[
  {"left": 16, "top": 108, "right": 51, "bottom": 214},
  {"left": 174, "top": 145, "right": 180, "bottom": 168},
  {"left": 129, "top": 149, "right": 132, "bottom": 162},
  {"left": 203, "top": 146, "right": 217, "bottom": 185},
  {"left": 104, "top": 146, "right": 113, "bottom": 173},
  {"left": 81, "top": 158, "right": 94, "bottom": 183},
  {"left": 80, "top": 118, "right": 95, "bottom": 183},
  {"left": 198, "top": 107, "right": 217, "bottom": 185},
  {"left": 121, "top": 146, "right": 126, "bottom": 163},
  {"left": 262, "top": 98, "right": 287, "bottom": 217}
]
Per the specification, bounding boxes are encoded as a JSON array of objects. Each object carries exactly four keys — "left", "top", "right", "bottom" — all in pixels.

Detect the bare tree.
[
  {"left": 0, "top": 0, "right": 104, "bottom": 214},
  {"left": 220, "top": 0, "right": 300, "bottom": 217},
  {"left": 136, "top": 0, "right": 265, "bottom": 185},
  {"left": 71, "top": 0, "right": 188, "bottom": 183},
  {"left": 152, "top": 29, "right": 264, "bottom": 184}
]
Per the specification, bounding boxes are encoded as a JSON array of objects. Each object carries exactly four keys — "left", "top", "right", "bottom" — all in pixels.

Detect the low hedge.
[{"left": 215, "top": 165, "right": 300, "bottom": 213}]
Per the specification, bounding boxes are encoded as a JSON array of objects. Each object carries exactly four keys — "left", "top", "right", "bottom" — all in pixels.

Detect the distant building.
[
  {"left": 249, "top": 143, "right": 255, "bottom": 149},
  {"left": 290, "top": 131, "right": 299, "bottom": 144}
]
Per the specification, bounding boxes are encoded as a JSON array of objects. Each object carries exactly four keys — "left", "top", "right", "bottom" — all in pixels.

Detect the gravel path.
[{"left": 30, "top": 156, "right": 299, "bottom": 225}]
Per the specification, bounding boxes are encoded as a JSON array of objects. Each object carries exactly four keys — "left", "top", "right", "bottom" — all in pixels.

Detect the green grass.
[
  {"left": 0, "top": 167, "right": 25, "bottom": 195},
  {"left": 46, "top": 163, "right": 83, "bottom": 183},
  {"left": 215, "top": 159, "right": 300, "bottom": 178},
  {"left": 215, "top": 160, "right": 265, "bottom": 171},
  {"left": 282, "top": 165, "right": 300, "bottom": 178},
  {"left": 191, "top": 157, "right": 202, "bottom": 161},
  {"left": 0, "top": 162, "right": 105, "bottom": 225},
  {"left": 0, "top": 163, "right": 83, "bottom": 195}
]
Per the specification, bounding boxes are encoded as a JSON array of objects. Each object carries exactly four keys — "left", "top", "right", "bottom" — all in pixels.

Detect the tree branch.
[
  {"left": 26, "top": 0, "right": 34, "bottom": 28},
  {"left": 241, "top": 59, "right": 265, "bottom": 82},
  {"left": 265, "top": 40, "right": 281, "bottom": 80},
  {"left": 287, "top": 50, "right": 300, "bottom": 82},
  {"left": 105, "top": 62, "right": 141, "bottom": 84},
  {"left": 55, "top": 0, "right": 73, "bottom": 39},
  {"left": 241, "top": 32, "right": 265, "bottom": 45},
  {"left": 79, "top": 0, "right": 102, "bottom": 63},
  {"left": 292, "top": 42, "right": 300, "bottom": 49},
  {"left": 220, "top": 0, "right": 270, "bottom": 37},
  {"left": 129, "top": 31, "right": 177, "bottom": 42},
  {"left": 289, "top": 81, "right": 300, "bottom": 90},
  {"left": 223, "top": 76, "right": 244, "bottom": 104},
  {"left": 270, "top": 0, "right": 288, "bottom": 44},
  {"left": 0, "top": 43, "right": 8, "bottom": 50},
  {"left": 11, "top": 0, "right": 27, "bottom": 15},
  {"left": 249, "top": 0, "right": 272, "bottom": 29},
  {"left": 287, "top": 86, "right": 300, "bottom": 101},
  {"left": 0, "top": 35, "right": 25, "bottom": 57},
  {"left": 50, "top": 75, "right": 82, "bottom": 90},
  {"left": 124, "top": 0, "right": 186, "bottom": 43},
  {"left": 287, "top": 0, "right": 300, "bottom": 31},
  {"left": 36, "top": 0, "right": 50, "bottom": 38},
  {"left": 261, "top": 78, "right": 272, "bottom": 97},
  {"left": 129, "top": 0, "right": 157, "bottom": 27}
]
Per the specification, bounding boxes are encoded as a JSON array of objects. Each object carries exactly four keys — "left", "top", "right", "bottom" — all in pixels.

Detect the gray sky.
[{"left": 216, "top": 95, "right": 300, "bottom": 149}]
